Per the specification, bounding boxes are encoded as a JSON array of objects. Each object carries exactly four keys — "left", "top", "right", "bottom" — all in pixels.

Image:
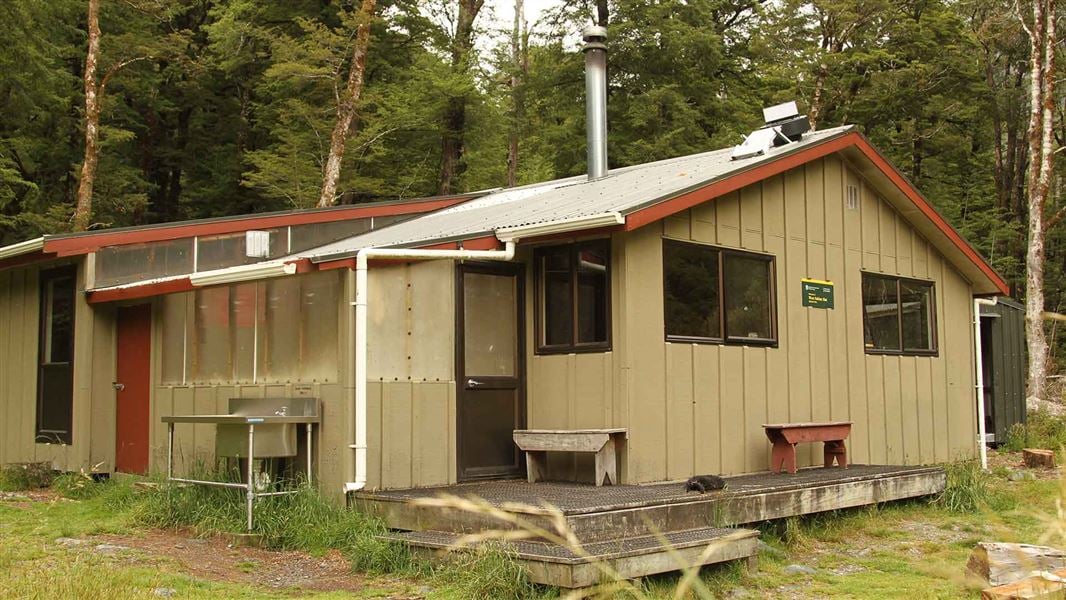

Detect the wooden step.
[
  {"left": 355, "top": 465, "right": 945, "bottom": 544},
  {"left": 386, "top": 526, "right": 759, "bottom": 588}
]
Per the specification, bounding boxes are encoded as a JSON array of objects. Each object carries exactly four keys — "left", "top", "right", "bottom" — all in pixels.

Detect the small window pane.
[
  {"left": 464, "top": 272, "right": 517, "bottom": 376},
  {"left": 723, "top": 254, "right": 772, "bottom": 340},
  {"left": 260, "top": 277, "right": 301, "bottom": 381},
  {"left": 576, "top": 245, "right": 609, "bottom": 344},
  {"left": 299, "top": 271, "right": 340, "bottom": 381},
  {"left": 664, "top": 240, "right": 721, "bottom": 339},
  {"left": 542, "top": 248, "right": 572, "bottom": 346},
  {"left": 900, "top": 280, "right": 934, "bottom": 351},
  {"left": 231, "top": 283, "right": 259, "bottom": 382},
  {"left": 192, "top": 286, "right": 232, "bottom": 382},
  {"left": 43, "top": 276, "right": 75, "bottom": 364},
  {"left": 160, "top": 292, "right": 188, "bottom": 384},
  {"left": 862, "top": 276, "right": 900, "bottom": 350}
]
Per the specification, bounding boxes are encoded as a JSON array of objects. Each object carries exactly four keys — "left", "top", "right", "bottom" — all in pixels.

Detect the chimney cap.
[{"left": 582, "top": 25, "right": 607, "bottom": 47}]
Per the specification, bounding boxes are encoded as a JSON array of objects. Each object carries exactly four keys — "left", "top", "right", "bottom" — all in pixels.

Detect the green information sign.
[{"left": 801, "top": 279, "right": 834, "bottom": 309}]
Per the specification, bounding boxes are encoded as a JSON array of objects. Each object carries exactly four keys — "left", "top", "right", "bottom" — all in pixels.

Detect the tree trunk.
[
  {"left": 1023, "top": 0, "right": 1055, "bottom": 402},
  {"left": 437, "top": 0, "right": 484, "bottom": 196},
  {"left": 73, "top": 0, "right": 101, "bottom": 232},
  {"left": 506, "top": 0, "right": 525, "bottom": 188},
  {"left": 318, "top": 0, "right": 378, "bottom": 208}
]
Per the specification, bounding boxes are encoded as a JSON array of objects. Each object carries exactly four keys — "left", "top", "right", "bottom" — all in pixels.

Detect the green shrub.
[
  {"left": 936, "top": 461, "right": 992, "bottom": 512},
  {"left": 52, "top": 471, "right": 105, "bottom": 500},
  {"left": 0, "top": 463, "right": 54, "bottom": 492},
  {"left": 1004, "top": 409, "right": 1066, "bottom": 454}
]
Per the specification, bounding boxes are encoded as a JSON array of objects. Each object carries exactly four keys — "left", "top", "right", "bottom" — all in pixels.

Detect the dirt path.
[{"left": 91, "top": 529, "right": 381, "bottom": 594}]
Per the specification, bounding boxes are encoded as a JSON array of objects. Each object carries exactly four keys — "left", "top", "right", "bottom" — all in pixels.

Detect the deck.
[{"left": 355, "top": 464, "right": 945, "bottom": 587}]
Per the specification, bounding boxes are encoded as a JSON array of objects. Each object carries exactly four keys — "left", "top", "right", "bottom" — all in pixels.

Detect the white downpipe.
[
  {"left": 343, "top": 241, "right": 517, "bottom": 494},
  {"left": 974, "top": 297, "right": 998, "bottom": 470}
]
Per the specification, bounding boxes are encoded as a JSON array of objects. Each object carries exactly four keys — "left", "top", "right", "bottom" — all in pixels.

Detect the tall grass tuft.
[
  {"left": 936, "top": 461, "right": 991, "bottom": 512},
  {"left": 432, "top": 543, "right": 537, "bottom": 600}
]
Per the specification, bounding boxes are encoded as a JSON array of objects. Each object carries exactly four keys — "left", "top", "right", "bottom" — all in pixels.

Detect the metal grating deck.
[{"left": 359, "top": 464, "right": 941, "bottom": 515}]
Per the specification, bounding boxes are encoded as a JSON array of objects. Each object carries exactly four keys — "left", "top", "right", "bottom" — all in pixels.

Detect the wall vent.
[{"left": 846, "top": 185, "right": 860, "bottom": 210}]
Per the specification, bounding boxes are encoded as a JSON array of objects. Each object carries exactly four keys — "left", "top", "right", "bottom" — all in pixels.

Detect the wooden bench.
[
  {"left": 512, "top": 429, "right": 628, "bottom": 486},
  {"left": 762, "top": 422, "right": 852, "bottom": 474}
]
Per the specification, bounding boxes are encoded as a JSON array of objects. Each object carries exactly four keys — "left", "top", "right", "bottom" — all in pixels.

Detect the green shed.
[{"left": 979, "top": 297, "right": 1026, "bottom": 445}]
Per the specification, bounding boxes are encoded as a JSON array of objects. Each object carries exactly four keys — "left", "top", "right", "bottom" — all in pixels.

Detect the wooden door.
[
  {"left": 457, "top": 263, "right": 525, "bottom": 481},
  {"left": 115, "top": 304, "right": 152, "bottom": 474}
]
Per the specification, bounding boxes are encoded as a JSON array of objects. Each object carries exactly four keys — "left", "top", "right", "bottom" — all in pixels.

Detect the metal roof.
[{"left": 299, "top": 126, "right": 855, "bottom": 262}]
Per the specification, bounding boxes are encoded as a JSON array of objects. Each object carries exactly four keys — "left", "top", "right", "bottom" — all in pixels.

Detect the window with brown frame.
[
  {"left": 534, "top": 240, "right": 610, "bottom": 353},
  {"left": 861, "top": 273, "right": 937, "bottom": 355},
  {"left": 663, "top": 239, "right": 777, "bottom": 345}
]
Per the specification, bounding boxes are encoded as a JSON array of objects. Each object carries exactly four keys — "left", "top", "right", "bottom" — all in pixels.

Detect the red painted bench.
[{"left": 762, "top": 422, "right": 852, "bottom": 474}]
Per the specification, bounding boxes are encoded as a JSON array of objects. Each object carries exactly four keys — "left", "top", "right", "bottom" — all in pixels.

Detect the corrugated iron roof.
[{"left": 299, "top": 126, "right": 854, "bottom": 262}]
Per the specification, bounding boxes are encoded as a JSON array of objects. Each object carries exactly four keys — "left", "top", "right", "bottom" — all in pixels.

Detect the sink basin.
[{"left": 213, "top": 397, "right": 319, "bottom": 458}]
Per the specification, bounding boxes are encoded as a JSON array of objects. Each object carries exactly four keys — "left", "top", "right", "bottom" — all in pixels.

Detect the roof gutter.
[
  {"left": 188, "top": 260, "right": 297, "bottom": 287},
  {"left": 0, "top": 237, "right": 45, "bottom": 260},
  {"left": 495, "top": 212, "right": 624, "bottom": 243}
]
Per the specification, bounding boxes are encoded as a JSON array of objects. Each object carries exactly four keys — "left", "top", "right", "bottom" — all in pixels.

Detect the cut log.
[
  {"left": 982, "top": 567, "right": 1066, "bottom": 599},
  {"left": 1024, "top": 449, "right": 1057, "bottom": 469},
  {"left": 968, "top": 542, "right": 1066, "bottom": 586}
]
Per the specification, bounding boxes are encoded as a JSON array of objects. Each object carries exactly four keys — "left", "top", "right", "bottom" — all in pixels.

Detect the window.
[
  {"left": 535, "top": 240, "right": 610, "bottom": 353},
  {"left": 160, "top": 270, "right": 341, "bottom": 384},
  {"left": 861, "top": 273, "right": 937, "bottom": 355},
  {"left": 37, "top": 267, "right": 77, "bottom": 444},
  {"left": 663, "top": 239, "right": 777, "bottom": 345}
]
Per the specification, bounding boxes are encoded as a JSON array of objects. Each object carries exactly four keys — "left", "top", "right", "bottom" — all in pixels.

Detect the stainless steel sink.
[{"left": 215, "top": 397, "right": 319, "bottom": 458}]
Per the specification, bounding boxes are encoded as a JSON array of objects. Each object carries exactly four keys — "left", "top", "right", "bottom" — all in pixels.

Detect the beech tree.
[
  {"left": 1020, "top": 0, "right": 1057, "bottom": 401},
  {"left": 438, "top": 0, "right": 485, "bottom": 195},
  {"left": 73, "top": 0, "right": 148, "bottom": 231},
  {"left": 318, "top": 0, "right": 377, "bottom": 208}
]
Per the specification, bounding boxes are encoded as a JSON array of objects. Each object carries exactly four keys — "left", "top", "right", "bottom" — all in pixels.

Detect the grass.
[
  {"left": 2, "top": 449, "right": 1064, "bottom": 598},
  {"left": 0, "top": 463, "right": 54, "bottom": 492}
]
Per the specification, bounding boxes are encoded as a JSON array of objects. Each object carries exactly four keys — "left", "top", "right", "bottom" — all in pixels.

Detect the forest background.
[{"left": 1, "top": 0, "right": 1063, "bottom": 367}]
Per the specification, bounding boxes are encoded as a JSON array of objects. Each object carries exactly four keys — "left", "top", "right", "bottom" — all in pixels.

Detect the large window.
[
  {"left": 861, "top": 273, "right": 937, "bottom": 355},
  {"left": 663, "top": 239, "right": 777, "bottom": 345},
  {"left": 534, "top": 240, "right": 610, "bottom": 353}
]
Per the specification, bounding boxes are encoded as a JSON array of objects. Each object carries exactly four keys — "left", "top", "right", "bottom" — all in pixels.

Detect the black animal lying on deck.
[{"left": 685, "top": 475, "right": 727, "bottom": 493}]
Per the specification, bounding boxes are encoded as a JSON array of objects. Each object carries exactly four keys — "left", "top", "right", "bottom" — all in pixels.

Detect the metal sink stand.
[{"left": 162, "top": 415, "right": 318, "bottom": 531}]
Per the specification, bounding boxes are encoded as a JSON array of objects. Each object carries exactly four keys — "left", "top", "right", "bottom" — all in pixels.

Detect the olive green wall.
[
  {"left": 524, "top": 154, "right": 978, "bottom": 484},
  {"left": 0, "top": 259, "right": 117, "bottom": 474}
]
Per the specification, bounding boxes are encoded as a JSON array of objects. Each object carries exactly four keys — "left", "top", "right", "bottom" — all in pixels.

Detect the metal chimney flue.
[{"left": 582, "top": 26, "right": 608, "bottom": 180}]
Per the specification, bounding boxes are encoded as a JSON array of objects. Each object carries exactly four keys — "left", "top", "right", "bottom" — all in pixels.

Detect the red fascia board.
[
  {"left": 43, "top": 196, "right": 470, "bottom": 257},
  {"left": 849, "top": 136, "right": 1009, "bottom": 295},
  {"left": 623, "top": 132, "right": 1009, "bottom": 296},
  {"left": 0, "top": 251, "right": 58, "bottom": 271},
  {"left": 86, "top": 277, "right": 195, "bottom": 304}
]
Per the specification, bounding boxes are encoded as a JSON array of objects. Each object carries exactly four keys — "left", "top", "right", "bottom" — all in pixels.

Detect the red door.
[{"left": 115, "top": 304, "right": 152, "bottom": 474}]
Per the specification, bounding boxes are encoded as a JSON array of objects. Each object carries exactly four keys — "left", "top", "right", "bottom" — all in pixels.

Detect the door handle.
[
  {"left": 112, "top": 382, "right": 125, "bottom": 392},
  {"left": 467, "top": 379, "right": 482, "bottom": 388}
]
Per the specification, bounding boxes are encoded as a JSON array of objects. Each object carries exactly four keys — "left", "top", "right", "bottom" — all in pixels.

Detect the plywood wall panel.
[
  {"left": 665, "top": 343, "right": 694, "bottom": 480},
  {"left": 693, "top": 344, "right": 722, "bottom": 475}
]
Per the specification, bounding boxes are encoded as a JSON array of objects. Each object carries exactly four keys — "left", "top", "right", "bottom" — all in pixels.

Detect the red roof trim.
[
  {"left": 44, "top": 196, "right": 470, "bottom": 257},
  {"left": 0, "top": 251, "right": 58, "bottom": 271},
  {"left": 623, "top": 131, "right": 1009, "bottom": 295},
  {"left": 86, "top": 277, "right": 195, "bottom": 304}
]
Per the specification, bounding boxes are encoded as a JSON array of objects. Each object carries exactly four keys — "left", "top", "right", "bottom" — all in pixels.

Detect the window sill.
[
  {"left": 666, "top": 336, "right": 778, "bottom": 349},
  {"left": 535, "top": 344, "right": 612, "bottom": 356},
  {"left": 864, "top": 348, "right": 939, "bottom": 357}
]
